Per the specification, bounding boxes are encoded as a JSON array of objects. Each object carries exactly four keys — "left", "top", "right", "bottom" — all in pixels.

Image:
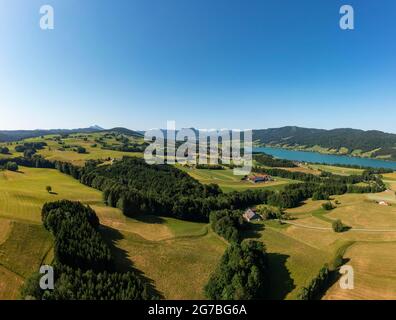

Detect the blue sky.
[{"left": 0, "top": 0, "right": 395, "bottom": 131}]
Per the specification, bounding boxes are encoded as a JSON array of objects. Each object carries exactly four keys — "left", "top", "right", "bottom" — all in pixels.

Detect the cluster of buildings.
[{"left": 245, "top": 174, "right": 273, "bottom": 183}]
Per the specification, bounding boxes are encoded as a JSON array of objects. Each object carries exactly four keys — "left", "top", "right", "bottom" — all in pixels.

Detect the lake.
[{"left": 254, "top": 146, "right": 396, "bottom": 170}]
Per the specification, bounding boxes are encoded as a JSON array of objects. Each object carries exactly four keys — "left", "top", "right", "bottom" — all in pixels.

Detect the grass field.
[
  {"left": 102, "top": 218, "right": 226, "bottom": 299},
  {"left": 179, "top": 167, "right": 297, "bottom": 192},
  {"left": 309, "top": 164, "right": 364, "bottom": 176},
  {"left": 0, "top": 221, "right": 53, "bottom": 299},
  {"left": 240, "top": 189, "right": 396, "bottom": 300},
  {"left": 0, "top": 167, "right": 110, "bottom": 223},
  {"left": 324, "top": 242, "right": 396, "bottom": 300}
]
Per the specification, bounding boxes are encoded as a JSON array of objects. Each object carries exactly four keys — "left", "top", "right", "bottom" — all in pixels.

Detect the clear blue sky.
[{"left": 1, "top": 0, "right": 395, "bottom": 132}]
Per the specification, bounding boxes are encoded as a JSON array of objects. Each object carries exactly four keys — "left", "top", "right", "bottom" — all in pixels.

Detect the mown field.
[
  {"left": 309, "top": 164, "right": 364, "bottom": 176},
  {"left": 244, "top": 190, "right": 396, "bottom": 299},
  {"left": 0, "top": 166, "right": 226, "bottom": 299}
]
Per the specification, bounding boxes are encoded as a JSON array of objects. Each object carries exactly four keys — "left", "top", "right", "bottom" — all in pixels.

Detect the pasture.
[
  {"left": 0, "top": 221, "right": 53, "bottom": 299},
  {"left": 179, "top": 167, "right": 296, "bottom": 192},
  {"left": 309, "top": 164, "right": 364, "bottom": 176},
  {"left": 103, "top": 218, "right": 226, "bottom": 299},
  {"left": 324, "top": 242, "right": 396, "bottom": 300},
  {"left": 242, "top": 189, "right": 396, "bottom": 300}
]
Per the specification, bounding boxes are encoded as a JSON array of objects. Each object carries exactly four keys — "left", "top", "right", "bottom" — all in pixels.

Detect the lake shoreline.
[
  {"left": 254, "top": 146, "right": 396, "bottom": 170},
  {"left": 254, "top": 144, "right": 395, "bottom": 161}
]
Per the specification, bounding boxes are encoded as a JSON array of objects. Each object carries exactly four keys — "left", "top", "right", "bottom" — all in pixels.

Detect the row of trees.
[
  {"left": 0, "top": 161, "right": 18, "bottom": 171},
  {"left": 21, "top": 200, "right": 153, "bottom": 300},
  {"left": 297, "top": 265, "right": 331, "bottom": 300},
  {"left": 204, "top": 241, "right": 269, "bottom": 300},
  {"left": 253, "top": 153, "right": 297, "bottom": 168},
  {"left": 0, "top": 155, "right": 54, "bottom": 169}
]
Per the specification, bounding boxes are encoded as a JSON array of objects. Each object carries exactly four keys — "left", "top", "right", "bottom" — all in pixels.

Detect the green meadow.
[{"left": 179, "top": 166, "right": 297, "bottom": 192}]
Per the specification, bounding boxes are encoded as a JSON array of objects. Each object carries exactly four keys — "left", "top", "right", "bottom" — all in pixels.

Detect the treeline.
[
  {"left": 101, "top": 143, "right": 148, "bottom": 153},
  {"left": 21, "top": 200, "right": 153, "bottom": 300},
  {"left": 253, "top": 153, "right": 297, "bottom": 168},
  {"left": 297, "top": 264, "right": 331, "bottom": 300},
  {"left": 0, "top": 155, "right": 54, "bottom": 169},
  {"left": 209, "top": 209, "right": 246, "bottom": 243},
  {"left": 204, "top": 241, "right": 268, "bottom": 300},
  {"left": 195, "top": 164, "right": 224, "bottom": 170},
  {"left": 256, "top": 166, "right": 385, "bottom": 190},
  {"left": 311, "top": 162, "right": 394, "bottom": 173}
]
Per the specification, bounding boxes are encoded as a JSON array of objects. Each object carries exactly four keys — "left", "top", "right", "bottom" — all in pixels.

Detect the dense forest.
[
  {"left": 21, "top": 200, "right": 153, "bottom": 300},
  {"left": 253, "top": 126, "right": 396, "bottom": 159}
]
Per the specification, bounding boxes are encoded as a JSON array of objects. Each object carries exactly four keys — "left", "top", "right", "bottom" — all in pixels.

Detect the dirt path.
[{"left": 281, "top": 220, "right": 396, "bottom": 233}]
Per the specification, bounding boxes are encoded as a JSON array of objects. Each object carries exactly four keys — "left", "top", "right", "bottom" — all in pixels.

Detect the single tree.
[
  {"left": 322, "top": 201, "right": 334, "bottom": 211},
  {"left": 77, "top": 146, "right": 87, "bottom": 154},
  {"left": 46, "top": 186, "right": 52, "bottom": 193},
  {"left": 5, "top": 162, "right": 18, "bottom": 172},
  {"left": 332, "top": 219, "right": 345, "bottom": 233},
  {"left": 0, "top": 147, "right": 9, "bottom": 154}
]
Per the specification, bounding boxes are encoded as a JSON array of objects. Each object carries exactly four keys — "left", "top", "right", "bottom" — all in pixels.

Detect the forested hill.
[
  {"left": 253, "top": 126, "right": 396, "bottom": 159},
  {"left": 0, "top": 126, "right": 103, "bottom": 142},
  {"left": 0, "top": 126, "right": 143, "bottom": 142}
]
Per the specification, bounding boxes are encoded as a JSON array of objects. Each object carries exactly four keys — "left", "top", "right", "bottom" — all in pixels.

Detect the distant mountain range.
[{"left": 0, "top": 125, "right": 142, "bottom": 142}]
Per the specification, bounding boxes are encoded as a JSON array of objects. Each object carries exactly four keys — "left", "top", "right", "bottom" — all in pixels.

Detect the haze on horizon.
[{"left": 0, "top": 0, "right": 395, "bottom": 132}]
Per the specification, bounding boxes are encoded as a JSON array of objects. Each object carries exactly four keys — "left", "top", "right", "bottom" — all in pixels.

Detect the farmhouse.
[
  {"left": 378, "top": 201, "right": 390, "bottom": 206},
  {"left": 248, "top": 174, "right": 273, "bottom": 183},
  {"left": 243, "top": 208, "right": 262, "bottom": 222}
]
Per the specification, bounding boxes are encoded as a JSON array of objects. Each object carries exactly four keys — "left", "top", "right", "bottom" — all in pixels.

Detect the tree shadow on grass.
[
  {"left": 265, "top": 253, "right": 296, "bottom": 300},
  {"left": 130, "top": 213, "right": 166, "bottom": 225},
  {"left": 241, "top": 222, "right": 265, "bottom": 239},
  {"left": 99, "top": 225, "right": 164, "bottom": 299}
]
